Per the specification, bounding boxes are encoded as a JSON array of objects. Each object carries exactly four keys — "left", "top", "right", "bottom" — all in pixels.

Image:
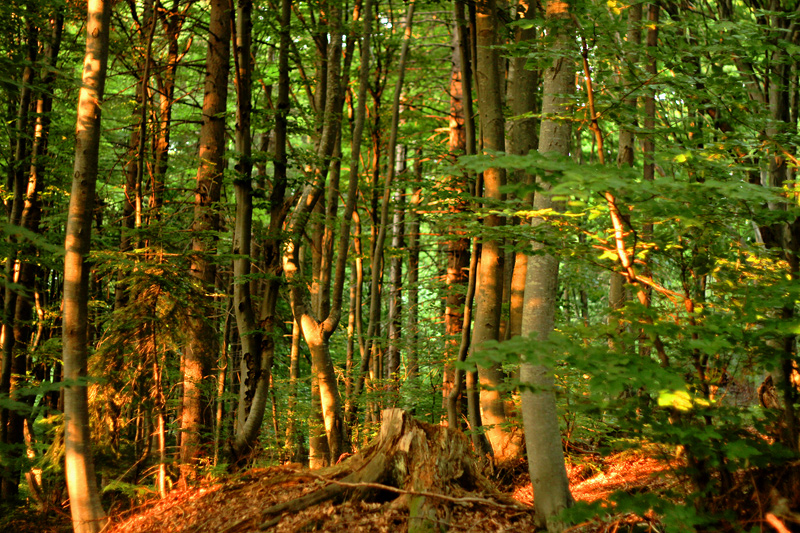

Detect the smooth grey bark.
[
  {"left": 62, "top": 0, "right": 112, "bottom": 530},
  {"left": 506, "top": 1, "right": 539, "bottom": 341},
  {"left": 520, "top": 0, "right": 575, "bottom": 529},
  {"left": 386, "top": 147, "right": 406, "bottom": 386},
  {"left": 406, "top": 170, "right": 422, "bottom": 379}
]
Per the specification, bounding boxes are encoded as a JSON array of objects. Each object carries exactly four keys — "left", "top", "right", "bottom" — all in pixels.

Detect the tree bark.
[
  {"left": 0, "top": 11, "right": 38, "bottom": 501},
  {"left": 441, "top": 18, "right": 471, "bottom": 416},
  {"left": 364, "top": 0, "right": 416, "bottom": 396},
  {"left": 231, "top": 0, "right": 268, "bottom": 459},
  {"left": 507, "top": 0, "right": 539, "bottom": 340},
  {"left": 283, "top": 0, "right": 347, "bottom": 465},
  {"left": 520, "top": 0, "right": 576, "bottom": 529},
  {"left": 386, "top": 149, "right": 406, "bottom": 387},
  {"left": 62, "top": 0, "right": 112, "bottom": 529},
  {"left": 472, "top": 0, "right": 521, "bottom": 463},
  {"left": 181, "top": 0, "right": 230, "bottom": 481}
]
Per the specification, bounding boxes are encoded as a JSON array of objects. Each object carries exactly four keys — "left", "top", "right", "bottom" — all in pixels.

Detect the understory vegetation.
[{"left": 2, "top": 0, "right": 800, "bottom": 531}]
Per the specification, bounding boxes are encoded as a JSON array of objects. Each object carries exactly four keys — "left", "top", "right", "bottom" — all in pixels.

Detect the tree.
[
  {"left": 471, "top": 0, "right": 522, "bottom": 463},
  {"left": 62, "top": 0, "right": 112, "bottom": 529},
  {"left": 520, "top": 0, "right": 576, "bottom": 528},
  {"left": 181, "top": 0, "right": 231, "bottom": 480}
]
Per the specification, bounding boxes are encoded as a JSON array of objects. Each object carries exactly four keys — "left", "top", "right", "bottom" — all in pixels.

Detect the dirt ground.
[{"left": 2, "top": 449, "right": 682, "bottom": 533}]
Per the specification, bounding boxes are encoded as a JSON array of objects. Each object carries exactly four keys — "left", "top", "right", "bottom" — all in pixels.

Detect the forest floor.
[{"left": 4, "top": 447, "right": 684, "bottom": 533}]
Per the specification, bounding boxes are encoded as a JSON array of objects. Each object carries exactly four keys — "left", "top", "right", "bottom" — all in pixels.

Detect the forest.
[{"left": 2, "top": 0, "right": 800, "bottom": 531}]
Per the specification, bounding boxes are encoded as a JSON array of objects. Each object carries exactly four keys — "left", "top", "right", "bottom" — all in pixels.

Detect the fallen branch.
[{"left": 307, "top": 474, "right": 531, "bottom": 511}]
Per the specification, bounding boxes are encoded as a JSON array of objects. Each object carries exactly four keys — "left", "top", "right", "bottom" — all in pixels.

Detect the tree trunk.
[
  {"left": 62, "top": 0, "right": 112, "bottom": 529},
  {"left": 472, "top": 0, "right": 521, "bottom": 463},
  {"left": 406, "top": 167, "right": 422, "bottom": 379},
  {"left": 231, "top": 0, "right": 269, "bottom": 459},
  {"left": 520, "top": 0, "right": 576, "bottom": 529},
  {"left": 283, "top": 0, "right": 347, "bottom": 465},
  {"left": 506, "top": 0, "right": 539, "bottom": 340},
  {"left": 441, "top": 19, "right": 471, "bottom": 416},
  {"left": 181, "top": 0, "right": 230, "bottom": 481},
  {"left": 364, "top": 0, "right": 416, "bottom": 399},
  {"left": 0, "top": 11, "right": 38, "bottom": 501},
  {"left": 386, "top": 150, "right": 406, "bottom": 388},
  {"left": 152, "top": 0, "right": 185, "bottom": 216}
]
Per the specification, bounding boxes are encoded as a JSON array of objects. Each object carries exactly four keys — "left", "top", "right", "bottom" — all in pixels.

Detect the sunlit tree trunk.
[
  {"left": 441, "top": 19, "right": 471, "bottom": 417},
  {"left": 283, "top": 1, "right": 346, "bottom": 465},
  {"left": 520, "top": 0, "right": 576, "bottom": 529},
  {"left": 472, "top": 0, "right": 521, "bottom": 463},
  {"left": 62, "top": 0, "right": 112, "bottom": 529},
  {"left": 181, "top": 0, "right": 230, "bottom": 481},
  {"left": 152, "top": 1, "right": 185, "bottom": 216},
  {"left": 506, "top": 0, "right": 539, "bottom": 340}
]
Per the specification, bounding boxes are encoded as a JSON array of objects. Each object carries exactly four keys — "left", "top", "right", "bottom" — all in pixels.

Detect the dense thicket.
[{"left": 2, "top": 0, "right": 800, "bottom": 530}]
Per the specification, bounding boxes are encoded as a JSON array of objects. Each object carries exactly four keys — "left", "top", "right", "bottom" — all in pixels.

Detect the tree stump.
[{"left": 259, "top": 409, "right": 510, "bottom": 532}]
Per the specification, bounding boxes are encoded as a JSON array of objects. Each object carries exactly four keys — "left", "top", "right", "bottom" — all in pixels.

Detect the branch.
[{"left": 307, "top": 474, "right": 532, "bottom": 512}]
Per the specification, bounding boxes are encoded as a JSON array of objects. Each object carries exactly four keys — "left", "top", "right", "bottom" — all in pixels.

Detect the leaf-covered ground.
[{"left": 4, "top": 449, "right": 685, "bottom": 533}]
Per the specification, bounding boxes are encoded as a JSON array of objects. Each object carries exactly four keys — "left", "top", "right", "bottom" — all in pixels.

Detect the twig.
[{"left": 767, "top": 513, "right": 791, "bottom": 533}]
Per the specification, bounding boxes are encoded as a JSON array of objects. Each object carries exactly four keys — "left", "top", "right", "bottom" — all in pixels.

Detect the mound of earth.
[
  {"left": 8, "top": 410, "right": 685, "bottom": 533},
  {"left": 108, "top": 409, "right": 535, "bottom": 533}
]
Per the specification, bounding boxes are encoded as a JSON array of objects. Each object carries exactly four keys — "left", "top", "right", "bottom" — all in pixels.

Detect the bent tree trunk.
[{"left": 62, "top": 0, "right": 112, "bottom": 530}]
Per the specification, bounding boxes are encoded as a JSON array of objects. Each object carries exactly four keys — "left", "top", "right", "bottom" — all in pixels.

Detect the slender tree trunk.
[
  {"left": 472, "top": 0, "right": 521, "bottom": 463},
  {"left": 62, "top": 0, "right": 112, "bottom": 529},
  {"left": 364, "top": 1, "right": 416, "bottom": 394},
  {"left": 441, "top": 21, "right": 471, "bottom": 415},
  {"left": 520, "top": 0, "right": 576, "bottom": 529},
  {"left": 231, "top": 0, "right": 270, "bottom": 459},
  {"left": 181, "top": 0, "right": 230, "bottom": 481},
  {"left": 608, "top": 3, "right": 642, "bottom": 335},
  {"left": 507, "top": 0, "right": 539, "bottom": 340},
  {"left": 152, "top": 1, "right": 184, "bottom": 216},
  {"left": 0, "top": 12, "right": 38, "bottom": 501},
  {"left": 406, "top": 171, "right": 422, "bottom": 379},
  {"left": 284, "top": 317, "right": 304, "bottom": 463},
  {"left": 283, "top": 1, "right": 347, "bottom": 465},
  {"left": 386, "top": 149, "right": 406, "bottom": 388}
]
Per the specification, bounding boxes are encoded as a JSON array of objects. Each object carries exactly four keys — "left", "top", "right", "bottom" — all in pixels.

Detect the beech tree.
[
  {"left": 4, "top": 1, "right": 800, "bottom": 531},
  {"left": 179, "top": 0, "right": 231, "bottom": 480},
  {"left": 62, "top": 0, "right": 111, "bottom": 529},
  {"left": 519, "top": 0, "right": 575, "bottom": 527}
]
